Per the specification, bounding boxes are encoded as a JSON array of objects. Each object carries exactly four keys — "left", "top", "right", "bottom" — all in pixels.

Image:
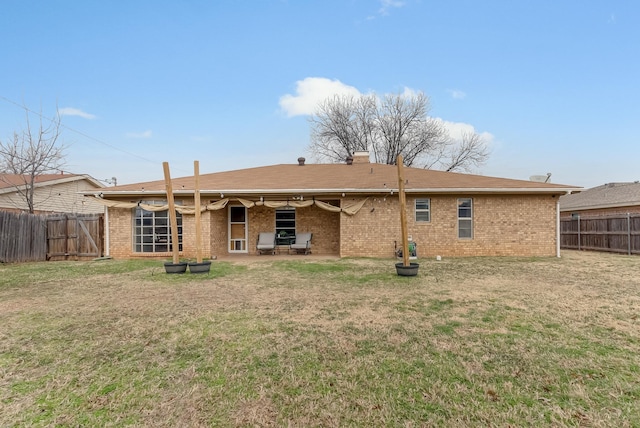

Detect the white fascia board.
[
  {"left": 0, "top": 186, "right": 17, "bottom": 196},
  {"left": 405, "top": 187, "right": 580, "bottom": 194},
  {"left": 195, "top": 187, "right": 580, "bottom": 194},
  {"left": 93, "top": 187, "right": 580, "bottom": 197}
]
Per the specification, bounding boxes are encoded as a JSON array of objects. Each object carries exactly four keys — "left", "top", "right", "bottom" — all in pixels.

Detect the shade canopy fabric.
[{"left": 91, "top": 196, "right": 368, "bottom": 216}]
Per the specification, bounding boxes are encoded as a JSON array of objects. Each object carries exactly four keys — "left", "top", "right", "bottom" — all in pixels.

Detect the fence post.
[
  {"left": 628, "top": 213, "right": 632, "bottom": 256},
  {"left": 577, "top": 215, "right": 581, "bottom": 251}
]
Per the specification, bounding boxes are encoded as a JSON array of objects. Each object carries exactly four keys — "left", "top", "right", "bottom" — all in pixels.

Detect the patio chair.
[
  {"left": 256, "top": 232, "right": 276, "bottom": 255},
  {"left": 289, "top": 232, "right": 312, "bottom": 255}
]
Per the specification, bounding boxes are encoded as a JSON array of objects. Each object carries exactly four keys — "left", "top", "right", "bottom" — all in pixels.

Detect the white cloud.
[
  {"left": 379, "top": 0, "right": 405, "bottom": 16},
  {"left": 448, "top": 89, "right": 467, "bottom": 100},
  {"left": 399, "top": 86, "right": 420, "bottom": 98},
  {"left": 125, "top": 130, "right": 153, "bottom": 139},
  {"left": 58, "top": 107, "right": 96, "bottom": 119},
  {"left": 279, "top": 77, "right": 362, "bottom": 117},
  {"left": 437, "top": 118, "right": 494, "bottom": 145}
]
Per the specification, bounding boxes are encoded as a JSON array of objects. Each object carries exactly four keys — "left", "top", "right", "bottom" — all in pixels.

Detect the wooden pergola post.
[
  {"left": 397, "top": 155, "right": 410, "bottom": 267},
  {"left": 162, "top": 161, "right": 180, "bottom": 265},
  {"left": 193, "top": 160, "right": 203, "bottom": 264}
]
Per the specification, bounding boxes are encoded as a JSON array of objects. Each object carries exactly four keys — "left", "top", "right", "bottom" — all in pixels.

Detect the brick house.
[
  {"left": 0, "top": 173, "right": 105, "bottom": 214},
  {"left": 560, "top": 182, "right": 640, "bottom": 218},
  {"left": 85, "top": 153, "right": 579, "bottom": 259}
]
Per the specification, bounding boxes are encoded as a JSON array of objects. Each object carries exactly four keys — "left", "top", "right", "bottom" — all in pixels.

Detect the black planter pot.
[
  {"left": 164, "top": 262, "right": 188, "bottom": 274},
  {"left": 395, "top": 262, "right": 419, "bottom": 277},
  {"left": 188, "top": 261, "right": 212, "bottom": 274}
]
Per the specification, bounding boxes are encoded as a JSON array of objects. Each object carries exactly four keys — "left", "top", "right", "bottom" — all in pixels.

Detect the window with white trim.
[
  {"left": 415, "top": 198, "right": 430, "bottom": 222},
  {"left": 133, "top": 201, "right": 182, "bottom": 253},
  {"left": 457, "top": 198, "right": 473, "bottom": 239}
]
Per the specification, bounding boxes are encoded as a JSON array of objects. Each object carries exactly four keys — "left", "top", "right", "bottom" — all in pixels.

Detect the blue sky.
[{"left": 1, "top": 0, "right": 638, "bottom": 188}]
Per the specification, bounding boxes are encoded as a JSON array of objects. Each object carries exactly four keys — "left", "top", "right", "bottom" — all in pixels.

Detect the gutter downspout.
[
  {"left": 104, "top": 205, "right": 110, "bottom": 257},
  {"left": 556, "top": 197, "right": 561, "bottom": 258}
]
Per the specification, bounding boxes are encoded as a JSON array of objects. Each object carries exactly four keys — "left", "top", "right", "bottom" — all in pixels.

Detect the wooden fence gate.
[{"left": 46, "top": 213, "right": 104, "bottom": 261}]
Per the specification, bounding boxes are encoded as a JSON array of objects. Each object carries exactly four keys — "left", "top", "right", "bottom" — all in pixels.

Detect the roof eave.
[
  {"left": 88, "top": 186, "right": 579, "bottom": 198},
  {"left": 407, "top": 187, "right": 578, "bottom": 194},
  {"left": 560, "top": 201, "right": 640, "bottom": 212},
  {"left": 1, "top": 174, "right": 105, "bottom": 193}
]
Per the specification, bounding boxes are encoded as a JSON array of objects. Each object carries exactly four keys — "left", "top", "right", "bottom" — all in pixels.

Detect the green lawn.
[{"left": 1, "top": 251, "right": 639, "bottom": 427}]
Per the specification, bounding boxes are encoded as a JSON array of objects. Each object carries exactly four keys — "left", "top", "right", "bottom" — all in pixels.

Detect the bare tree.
[
  {"left": 308, "top": 91, "right": 490, "bottom": 171},
  {"left": 0, "top": 107, "right": 66, "bottom": 213},
  {"left": 309, "top": 94, "right": 377, "bottom": 162},
  {"left": 443, "top": 131, "right": 490, "bottom": 172}
]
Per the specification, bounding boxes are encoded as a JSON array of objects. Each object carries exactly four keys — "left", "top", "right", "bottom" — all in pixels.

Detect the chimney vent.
[
  {"left": 297, "top": 157, "right": 305, "bottom": 166},
  {"left": 352, "top": 151, "right": 370, "bottom": 164}
]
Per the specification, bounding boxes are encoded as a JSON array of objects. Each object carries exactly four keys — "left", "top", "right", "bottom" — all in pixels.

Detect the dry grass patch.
[{"left": 1, "top": 251, "right": 639, "bottom": 426}]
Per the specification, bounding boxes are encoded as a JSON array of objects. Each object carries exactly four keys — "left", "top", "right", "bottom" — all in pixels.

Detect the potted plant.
[
  {"left": 188, "top": 259, "right": 212, "bottom": 274},
  {"left": 395, "top": 261, "right": 419, "bottom": 276},
  {"left": 164, "top": 260, "right": 187, "bottom": 274}
]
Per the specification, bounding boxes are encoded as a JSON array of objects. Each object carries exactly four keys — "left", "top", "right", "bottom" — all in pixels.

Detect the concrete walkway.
[{"left": 214, "top": 253, "right": 341, "bottom": 262}]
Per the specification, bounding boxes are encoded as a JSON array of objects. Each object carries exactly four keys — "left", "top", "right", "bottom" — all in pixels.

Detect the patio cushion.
[
  {"left": 256, "top": 232, "right": 276, "bottom": 254},
  {"left": 290, "top": 232, "right": 312, "bottom": 254}
]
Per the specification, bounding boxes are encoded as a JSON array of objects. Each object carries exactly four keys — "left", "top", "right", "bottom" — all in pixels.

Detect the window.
[
  {"left": 415, "top": 198, "right": 430, "bottom": 222},
  {"left": 458, "top": 198, "right": 473, "bottom": 239},
  {"left": 275, "top": 208, "right": 295, "bottom": 239},
  {"left": 133, "top": 201, "right": 182, "bottom": 253}
]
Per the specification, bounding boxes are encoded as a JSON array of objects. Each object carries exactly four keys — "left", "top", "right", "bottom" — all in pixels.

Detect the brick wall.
[
  {"left": 179, "top": 209, "right": 213, "bottom": 259},
  {"left": 106, "top": 194, "right": 558, "bottom": 259},
  {"left": 106, "top": 206, "right": 133, "bottom": 258},
  {"left": 107, "top": 198, "right": 193, "bottom": 259},
  {"left": 247, "top": 205, "right": 272, "bottom": 254},
  {"left": 246, "top": 203, "right": 340, "bottom": 255},
  {"left": 209, "top": 207, "right": 228, "bottom": 256},
  {"left": 296, "top": 203, "right": 340, "bottom": 254},
  {"left": 339, "top": 194, "right": 558, "bottom": 257}
]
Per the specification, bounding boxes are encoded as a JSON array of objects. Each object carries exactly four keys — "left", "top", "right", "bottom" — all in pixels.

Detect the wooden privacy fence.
[
  {"left": 560, "top": 213, "right": 640, "bottom": 255},
  {"left": 0, "top": 211, "right": 103, "bottom": 263},
  {"left": 0, "top": 211, "right": 47, "bottom": 262}
]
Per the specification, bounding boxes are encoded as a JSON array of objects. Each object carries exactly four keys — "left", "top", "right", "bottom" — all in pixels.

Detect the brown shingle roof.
[
  {"left": 0, "top": 173, "right": 104, "bottom": 193},
  {"left": 0, "top": 173, "right": 74, "bottom": 189},
  {"left": 560, "top": 182, "right": 640, "bottom": 211},
  {"left": 95, "top": 162, "right": 579, "bottom": 197}
]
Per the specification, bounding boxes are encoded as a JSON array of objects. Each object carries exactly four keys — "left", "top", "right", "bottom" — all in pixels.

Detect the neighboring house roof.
[
  {"left": 560, "top": 182, "right": 640, "bottom": 212},
  {"left": 0, "top": 173, "right": 104, "bottom": 194},
  {"left": 87, "top": 160, "right": 580, "bottom": 198},
  {"left": 0, "top": 173, "right": 106, "bottom": 213}
]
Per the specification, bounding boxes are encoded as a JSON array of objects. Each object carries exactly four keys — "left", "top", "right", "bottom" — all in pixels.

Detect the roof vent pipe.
[
  {"left": 346, "top": 155, "right": 353, "bottom": 165},
  {"left": 297, "top": 157, "right": 305, "bottom": 166}
]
